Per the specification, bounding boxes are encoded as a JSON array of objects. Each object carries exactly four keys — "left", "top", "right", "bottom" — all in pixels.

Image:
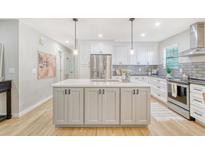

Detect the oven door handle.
[{"left": 168, "top": 82, "right": 189, "bottom": 88}]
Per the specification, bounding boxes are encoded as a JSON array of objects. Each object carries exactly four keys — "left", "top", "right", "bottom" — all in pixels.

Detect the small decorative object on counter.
[
  {"left": 166, "top": 67, "right": 172, "bottom": 78},
  {"left": 182, "top": 73, "right": 189, "bottom": 80},
  {"left": 121, "top": 69, "right": 130, "bottom": 82}
]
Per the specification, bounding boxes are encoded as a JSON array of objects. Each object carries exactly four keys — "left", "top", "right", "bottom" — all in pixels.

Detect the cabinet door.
[
  {"left": 135, "top": 46, "right": 148, "bottom": 65},
  {"left": 121, "top": 88, "right": 136, "bottom": 124},
  {"left": 85, "top": 88, "right": 102, "bottom": 124},
  {"left": 147, "top": 44, "right": 159, "bottom": 65},
  {"left": 53, "top": 88, "right": 68, "bottom": 125},
  {"left": 113, "top": 44, "right": 129, "bottom": 65},
  {"left": 79, "top": 43, "right": 91, "bottom": 65},
  {"left": 102, "top": 88, "right": 119, "bottom": 124},
  {"left": 68, "top": 88, "right": 84, "bottom": 124},
  {"left": 91, "top": 41, "right": 113, "bottom": 54},
  {"left": 135, "top": 88, "right": 150, "bottom": 124}
]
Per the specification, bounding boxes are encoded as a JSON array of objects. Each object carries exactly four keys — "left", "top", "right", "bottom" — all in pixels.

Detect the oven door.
[{"left": 167, "top": 82, "right": 190, "bottom": 110}]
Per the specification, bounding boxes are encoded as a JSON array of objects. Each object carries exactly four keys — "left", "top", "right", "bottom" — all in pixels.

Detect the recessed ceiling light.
[
  {"left": 155, "top": 22, "right": 161, "bottom": 27},
  {"left": 65, "top": 40, "right": 69, "bottom": 44},
  {"left": 98, "top": 34, "right": 103, "bottom": 38},
  {"left": 141, "top": 33, "right": 146, "bottom": 37}
]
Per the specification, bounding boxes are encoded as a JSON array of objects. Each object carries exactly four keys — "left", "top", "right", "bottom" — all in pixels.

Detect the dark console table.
[{"left": 0, "top": 80, "right": 12, "bottom": 122}]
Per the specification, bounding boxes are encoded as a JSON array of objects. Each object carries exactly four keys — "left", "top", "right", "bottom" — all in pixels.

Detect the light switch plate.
[
  {"left": 9, "top": 68, "right": 15, "bottom": 74},
  {"left": 32, "top": 68, "right": 37, "bottom": 74}
]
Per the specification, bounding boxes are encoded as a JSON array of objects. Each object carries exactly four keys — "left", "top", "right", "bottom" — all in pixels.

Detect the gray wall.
[
  {"left": 0, "top": 20, "right": 19, "bottom": 115},
  {"left": 158, "top": 29, "right": 205, "bottom": 78},
  {"left": 159, "top": 30, "right": 205, "bottom": 64},
  {"left": 18, "top": 21, "right": 71, "bottom": 113}
]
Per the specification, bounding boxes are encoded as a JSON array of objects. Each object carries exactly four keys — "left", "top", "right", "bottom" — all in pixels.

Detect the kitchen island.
[{"left": 52, "top": 79, "right": 151, "bottom": 127}]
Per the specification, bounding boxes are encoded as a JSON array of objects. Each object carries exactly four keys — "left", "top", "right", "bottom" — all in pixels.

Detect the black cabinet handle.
[
  {"left": 99, "top": 89, "right": 101, "bottom": 94},
  {"left": 133, "top": 89, "right": 135, "bottom": 95},
  {"left": 65, "top": 89, "right": 67, "bottom": 95},
  {"left": 194, "top": 112, "right": 202, "bottom": 117},
  {"left": 193, "top": 99, "right": 202, "bottom": 103},
  {"left": 194, "top": 88, "right": 202, "bottom": 92},
  {"left": 102, "top": 89, "right": 105, "bottom": 94},
  {"left": 136, "top": 89, "right": 139, "bottom": 95},
  {"left": 68, "top": 89, "right": 71, "bottom": 95}
]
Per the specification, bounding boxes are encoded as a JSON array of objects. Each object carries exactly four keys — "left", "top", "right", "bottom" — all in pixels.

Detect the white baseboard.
[
  {"left": 15, "top": 95, "right": 52, "bottom": 118},
  {"left": 12, "top": 113, "right": 20, "bottom": 118}
]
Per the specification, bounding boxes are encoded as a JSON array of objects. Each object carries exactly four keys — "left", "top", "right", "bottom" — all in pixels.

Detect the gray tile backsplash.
[
  {"left": 158, "top": 62, "right": 205, "bottom": 78},
  {"left": 113, "top": 62, "right": 205, "bottom": 79},
  {"left": 112, "top": 65, "right": 159, "bottom": 76}
]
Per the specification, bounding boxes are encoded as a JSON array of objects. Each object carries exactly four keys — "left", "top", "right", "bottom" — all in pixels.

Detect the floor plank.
[{"left": 0, "top": 98, "right": 205, "bottom": 136}]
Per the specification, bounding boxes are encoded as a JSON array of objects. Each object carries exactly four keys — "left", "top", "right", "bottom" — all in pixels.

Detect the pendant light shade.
[
  {"left": 129, "top": 18, "right": 135, "bottom": 55},
  {"left": 73, "top": 18, "right": 78, "bottom": 55}
]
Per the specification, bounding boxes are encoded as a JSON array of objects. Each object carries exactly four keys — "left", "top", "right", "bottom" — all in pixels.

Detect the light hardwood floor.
[{"left": 0, "top": 98, "right": 205, "bottom": 136}]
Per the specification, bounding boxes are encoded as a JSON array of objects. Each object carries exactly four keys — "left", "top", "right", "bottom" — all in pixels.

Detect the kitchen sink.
[{"left": 91, "top": 79, "right": 120, "bottom": 82}]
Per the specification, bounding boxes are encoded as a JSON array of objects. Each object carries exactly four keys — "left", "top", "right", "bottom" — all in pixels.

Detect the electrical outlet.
[{"left": 179, "top": 68, "right": 183, "bottom": 73}]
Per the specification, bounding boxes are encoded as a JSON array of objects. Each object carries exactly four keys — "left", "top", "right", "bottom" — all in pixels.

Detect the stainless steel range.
[{"left": 167, "top": 78, "right": 191, "bottom": 119}]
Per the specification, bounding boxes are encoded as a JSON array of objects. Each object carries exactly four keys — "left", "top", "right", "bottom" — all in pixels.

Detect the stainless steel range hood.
[{"left": 180, "top": 22, "right": 205, "bottom": 57}]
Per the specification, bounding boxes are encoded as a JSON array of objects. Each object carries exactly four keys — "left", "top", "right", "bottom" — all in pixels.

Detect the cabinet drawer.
[
  {"left": 190, "top": 84, "right": 205, "bottom": 94},
  {"left": 151, "top": 87, "right": 167, "bottom": 102},
  {"left": 190, "top": 105, "right": 205, "bottom": 122},
  {"left": 190, "top": 93, "right": 205, "bottom": 109},
  {"left": 112, "top": 76, "right": 122, "bottom": 80}
]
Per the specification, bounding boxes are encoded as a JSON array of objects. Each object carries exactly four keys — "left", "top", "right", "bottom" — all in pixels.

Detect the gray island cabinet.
[{"left": 52, "top": 79, "right": 150, "bottom": 127}]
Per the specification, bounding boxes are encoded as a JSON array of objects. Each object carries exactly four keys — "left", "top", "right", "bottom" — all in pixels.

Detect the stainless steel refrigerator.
[{"left": 90, "top": 54, "right": 112, "bottom": 79}]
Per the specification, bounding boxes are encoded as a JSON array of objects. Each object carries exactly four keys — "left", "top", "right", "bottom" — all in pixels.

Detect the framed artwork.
[{"left": 38, "top": 51, "right": 56, "bottom": 79}]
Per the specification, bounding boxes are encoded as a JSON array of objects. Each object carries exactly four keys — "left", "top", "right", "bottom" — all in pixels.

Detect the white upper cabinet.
[
  {"left": 135, "top": 45, "right": 147, "bottom": 65},
  {"left": 91, "top": 41, "right": 113, "bottom": 54},
  {"left": 78, "top": 41, "right": 159, "bottom": 66},
  {"left": 113, "top": 42, "right": 159, "bottom": 65},
  {"left": 113, "top": 43, "right": 129, "bottom": 65},
  {"left": 79, "top": 42, "right": 91, "bottom": 65},
  {"left": 146, "top": 43, "right": 159, "bottom": 65}
]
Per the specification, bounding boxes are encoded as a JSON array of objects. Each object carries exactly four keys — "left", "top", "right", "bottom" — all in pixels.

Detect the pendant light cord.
[
  {"left": 129, "top": 18, "right": 135, "bottom": 50},
  {"left": 131, "top": 19, "right": 133, "bottom": 49},
  {"left": 75, "top": 20, "right": 76, "bottom": 49},
  {"left": 73, "top": 18, "right": 78, "bottom": 49}
]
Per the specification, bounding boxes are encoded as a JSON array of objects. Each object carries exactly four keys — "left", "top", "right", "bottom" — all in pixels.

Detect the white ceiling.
[{"left": 21, "top": 18, "right": 205, "bottom": 48}]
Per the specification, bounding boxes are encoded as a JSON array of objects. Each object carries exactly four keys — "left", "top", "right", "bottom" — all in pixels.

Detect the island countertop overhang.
[{"left": 52, "top": 79, "right": 151, "bottom": 88}]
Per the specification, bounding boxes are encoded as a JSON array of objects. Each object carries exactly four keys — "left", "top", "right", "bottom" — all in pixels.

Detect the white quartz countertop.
[{"left": 52, "top": 79, "right": 150, "bottom": 88}]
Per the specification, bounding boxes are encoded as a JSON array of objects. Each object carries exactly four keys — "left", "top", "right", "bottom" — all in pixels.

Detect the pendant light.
[
  {"left": 129, "top": 18, "right": 135, "bottom": 55},
  {"left": 73, "top": 18, "right": 78, "bottom": 55}
]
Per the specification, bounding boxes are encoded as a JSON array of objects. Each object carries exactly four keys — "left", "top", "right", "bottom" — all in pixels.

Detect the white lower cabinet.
[
  {"left": 54, "top": 87, "right": 150, "bottom": 126},
  {"left": 53, "top": 88, "right": 67, "bottom": 125},
  {"left": 85, "top": 88, "right": 102, "bottom": 124},
  {"left": 85, "top": 88, "right": 120, "bottom": 125},
  {"left": 102, "top": 88, "right": 119, "bottom": 124},
  {"left": 53, "top": 88, "right": 84, "bottom": 125},
  {"left": 121, "top": 88, "right": 150, "bottom": 125},
  {"left": 190, "top": 84, "right": 205, "bottom": 123}
]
